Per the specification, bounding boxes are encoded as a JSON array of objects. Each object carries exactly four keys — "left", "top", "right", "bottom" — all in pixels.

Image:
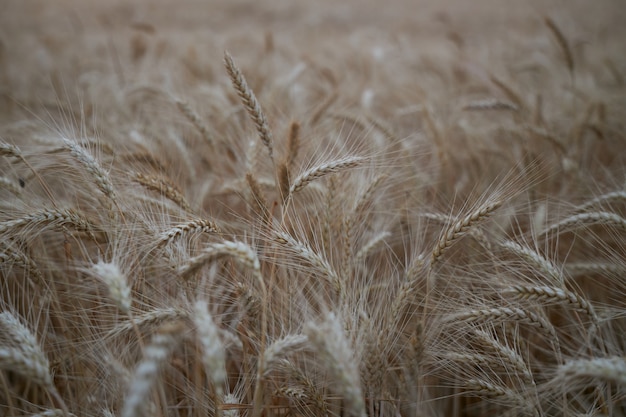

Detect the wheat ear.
[
  {"left": 500, "top": 240, "right": 563, "bottom": 285},
  {"left": 0, "top": 312, "right": 53, "bottom": 387},
  {"left": 448, "top": 307, "right": 559, "bottom": 348},
  {"left": 175, "top": 99, "right": 214, "bottom": 145},
  {"left": 90, "top": 260, "right": 132, "bottom": 314},
  {"left": 575, "top": 190, "right": 626, "bottom": 212},
  {"left": 431, "top": 200, "right": 502, "bottom": 266},
  {"left": 289, "top": 156, "right": 366, "bottom": 196},
  {"left": 305, "top": 312, "right": 366, "bottom": 417},
  {"left": 62, "top": 138, "right": 117, "bottom": 203},
  {"left": 121, "top": 322, "right": 184, "bottom": 417},
  {"left": 541, "top": 211, "right": 626, "bottom": 236},
  {"left": 134, "top": 172, "right": 191, "bottom": 211},
  {"left": 224, "top": 51, "right": 274, "bottom": 164},
  {"left": 273, "top": 230, "right": 342, "bottom": 297},
  {"left": 193, "top": 300, "right": 226, "bottom": 401},
  {"left": 262, "top": 334, "right": 308, "bottom": 377},
  {"left": 0, "top": 208, "right": 96, "bottom": 239},
  {"left": 157, "top": 218, "right": 221, "bottom": 248},
  {"left": 554, "top": 357, "right": 626, "bottom": 385}
]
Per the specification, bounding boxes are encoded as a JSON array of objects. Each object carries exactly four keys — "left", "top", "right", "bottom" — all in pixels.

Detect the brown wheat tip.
[
  {"left": 91, "top": 260, "right": 132, "bottom": 313},
  {"left": 0, "top": 311, "right": 53, "bottom": 388},
  {"left": 193, "top": 299, "right": 226, "bottom": 396},
  {"left": 431, "top": 200, "right": 503, "bottom": 266},
  {"left": 544, "top": 17, "right": 575, "bottom": 76},
  {"left": 289, "top": 155, "right": 366, "bottom": 195},
  {"left": 305, "top": 312, "right": 365, "bottom": 417},
  {"left": 157, "top": 218, "right": 221, "bottom": 247},
  {"left": 224, "top": 51, "right": 274, "bottom": 163},
  {"left": 121, "top": 321, "right": 184, "bottom": 417}
]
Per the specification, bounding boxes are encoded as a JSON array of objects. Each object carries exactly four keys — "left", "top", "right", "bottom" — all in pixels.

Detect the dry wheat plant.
[{"left": 1, "top": 0, "right": 625, "bottom": 416}]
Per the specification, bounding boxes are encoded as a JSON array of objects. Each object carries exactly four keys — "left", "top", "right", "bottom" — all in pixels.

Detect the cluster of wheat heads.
[{"left": 1, "top": 2, "right": 626, "bottom": 416}]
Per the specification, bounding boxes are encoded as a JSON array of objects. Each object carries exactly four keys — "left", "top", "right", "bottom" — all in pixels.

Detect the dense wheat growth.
[{"left": 1, "top": 0, "right": 625, "bottom": 416}]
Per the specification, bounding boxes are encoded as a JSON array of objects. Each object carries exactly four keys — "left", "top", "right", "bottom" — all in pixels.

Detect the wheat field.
[{"left": 1, "top": 0, "right": 625, "bottom": 416}]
